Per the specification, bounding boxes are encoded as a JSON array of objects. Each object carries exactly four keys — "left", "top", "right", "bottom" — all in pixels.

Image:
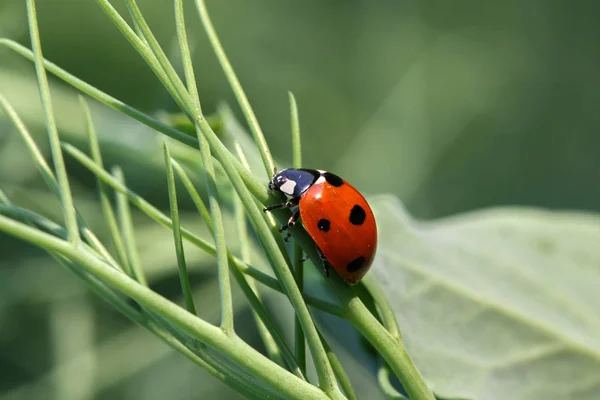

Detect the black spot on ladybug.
[
  {"left": 323, "top": 172, "right": 343, "bottom": 187},
  {"left": 317, "top": 219, "right": 331, "bottom": 232},
  {"left": 349, "top": 205, "right": 366, "bottom": 225},
  {"left": 346, "top": 256, "right": 365, "bottom": 272}
]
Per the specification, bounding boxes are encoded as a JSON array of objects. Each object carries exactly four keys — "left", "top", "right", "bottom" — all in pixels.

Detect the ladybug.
[{"left": 264, "top": 168, "right": 377, "bottom": 284}]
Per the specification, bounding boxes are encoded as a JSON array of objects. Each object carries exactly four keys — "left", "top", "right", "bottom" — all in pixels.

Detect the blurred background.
[{"left": 1, "top": 0, "right": 599, "bottom": 399}]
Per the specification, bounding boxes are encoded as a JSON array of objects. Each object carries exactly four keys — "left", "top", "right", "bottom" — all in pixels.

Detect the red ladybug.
[{"left": 264, "top": 168, "right": 377, "bottom": 284}]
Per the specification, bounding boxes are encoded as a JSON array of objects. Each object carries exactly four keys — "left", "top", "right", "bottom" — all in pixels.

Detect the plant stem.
[
  {"left": 0, "top": 214, "right": 328, "bottom": 400},
  {"left": 163, "top": 143, "right": 197, "bottom": 315},
  {"left": 289, "top": 91, "right": 307, "bottom": 376},
  {"left": 194, "top": 0, "right": 275, "bottom": 176},
  {"left": 26, "top": 0, "right": 79, "bottom": 246},
  {"left": 62, "top": 142, "right": 345, "bottom": 318},
  {"left": 113, "top": 167, "right": 147, "bottom": 286},
  {"left": 80, "top": 96, "right": 129, "bottom": 269},
  {"left": 172, "top": 0, "right": 233, "bottom": 334}
]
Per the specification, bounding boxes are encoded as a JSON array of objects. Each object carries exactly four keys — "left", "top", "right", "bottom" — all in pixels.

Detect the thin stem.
[
  {"left": 26, "top": 0, "right": 79, "bottom": 246},
  {"left": 171, "top": 159, "right": 305, "bottom": 379},
  {"left": 95, "top": 2, "right": 335, "bottom": 389},
  {"left": 0, "top": 93, "right": 117, "bottom": 267},
  {"left": 60, "top": 143, "right": 342, "bottom": 319},
  {"left": 80, "top": 95, "right": 129, "bottom": 268},
  {"left": 0, "top": 39, "right": 196, "bottom": 147},
  {"left": 163, "top": 142, "right": 196, "bottom": 315},
  {"left": 289, "top": 92, "right": 302, "bottom": 168},
  {"left": 113, "top": 167, "right": 147, "bottom": 286},
  {"left": 172, "top": 0, "right": 233, "bottom": 334},
  {"left": 378, "top": 360, "right": 408, "bottom": 400},
  {"left": 234, "top": 186, "right": 286, "bottom": 368},
  {"left": 361, "top": 276, "right": 402, "bottom": 342},
  {"left": 319, "top": 333, "right": 358, "bottom": 400},
  {"left": 286, "top": 218, "right": 435, "bottom": 400},
  {"left": 195, "top": 0, "right": 275, "bottom": 177},
  {"left": 196, "top": 118, "right": 342, "bottom": 398},
  {"left": 230, "top": 142, "right": 298, "bottom": 371},
  {"left": 0, "top": 215, "right": 327, "bottom": 400},
  {"left": 346, "top": 302, "right": 434, "bottom": 400},
  {"left": 289, "top": 91, "right": 306, "bottom": 376}
]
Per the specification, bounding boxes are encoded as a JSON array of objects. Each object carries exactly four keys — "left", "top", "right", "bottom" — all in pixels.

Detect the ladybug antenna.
[{"left": 273, "top": 166, "right": 278, "bottom": 176}]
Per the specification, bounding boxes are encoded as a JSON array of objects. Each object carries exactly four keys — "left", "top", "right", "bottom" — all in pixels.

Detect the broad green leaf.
[{"left": 370, "top": 195, "right": 600, "bottom": 400}]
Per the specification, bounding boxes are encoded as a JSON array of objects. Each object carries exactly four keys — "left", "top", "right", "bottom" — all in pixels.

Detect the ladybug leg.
[
  {"left": 300, "top": 254, "right": 309, "bottom": 263},
  {"left": 263, "top": 198, "right": 299, "bottom": 212},
  {"left": 316, "top": 247, "right": 330, "bottom": 278},
  {"left": 279, "top": 209, "right": 300, "bottom": 242}
]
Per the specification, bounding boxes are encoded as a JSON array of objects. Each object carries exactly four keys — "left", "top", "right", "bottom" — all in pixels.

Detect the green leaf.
[{"left": 371, "top": 195, "right": 600, "bottom": 400}]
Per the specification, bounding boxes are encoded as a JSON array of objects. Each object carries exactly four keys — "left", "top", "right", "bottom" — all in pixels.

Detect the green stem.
[
  {"left": 80, "top": 96, "right": 129, "bottom": 269},
  {"left": 26, "top": 0, "right": 79, "bottom": 246},
  {"left": 346, "top": 302, "right": 433, "bottom": 400},
  {"left": 62, "top": 142, "right": 345, "bottom": 317},
  {"left": 289, "top": 91, "right": 306, "bottom": 376},
  {"left": 0, "top": 92, "right": 117, "bottom": 268},
  {"left": 163, "top": 143, "right": 197, "bottom": 315},
  {"left": 113, "top": 167, "right": 147, "bottom": 286},
  {"left": 92, "top": 1, "right": 341, "bottom": 395},
  {"left": 171, "top": 159, "right": 305, "bottom": 379},
  {"left": 0, "top": 214, "right": 328, "bottom": 400},
  {"left": 194, "top": 0, "right": 275, "bottom": 176},
  {"left": 172, "top": 0, "right": 233, "bottom": 334}
]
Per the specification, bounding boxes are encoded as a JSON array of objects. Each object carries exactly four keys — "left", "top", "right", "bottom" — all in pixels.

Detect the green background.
[{"left": 1, "top": 1, "right": 598, "bottom": 399}]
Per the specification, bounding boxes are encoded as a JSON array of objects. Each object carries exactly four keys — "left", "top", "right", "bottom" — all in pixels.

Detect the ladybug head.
[
  {"left": 268, "top": 168, "right": 320, "bottom": 197},
  {"left": 268, "top": 169, "right": 296, "bottom": 195}
]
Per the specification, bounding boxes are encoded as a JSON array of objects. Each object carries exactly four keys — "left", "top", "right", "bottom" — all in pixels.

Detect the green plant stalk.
[
  {"left": 163, "top": 143, "right": 197, "bottom": 315},
  {"left": 216, "top": 139, "right": 343, "bottom": 395},
  {"left": 231, "top": 142, "right": 294, "bottom": 288},
  {"left": 92, "top": 1, "right": 341, "bottom": 395},
  {"left": 0, "top": 193, "right": 271, "bottom": 400},
  {"left": 0, "top": 206, "right": 81, "bottom": 245},
  {"left": 0, "top": 200, "right": 328, "bottom": 342},
  {"left": 194, "top": 0, "right": 275, "bottom": 177},
  {"left": 378, "top": 360, "right": 408, "bottom": 400},
  {"left": 176, "top": 5, "right": 433, "bottom": 397},
  {"left": 51, "top": 258, "right": 273, "bottom": 400},
  {"left": 80, "top": 95, "right": 129, "bottom": 268},
  {"left": 286, "top": 224, "right": 434, "bottom": 400},
  {"left": 0, "top": 39, "right": 268, "bottom": 203},
  {"left": 318, "top": 333, "right": 358, "bottom": 400},
  {"left": 26, "top": 0, "right": 79, "bottom": 246},
  {"left": 0, "top": 39, "right": 197, "bottom": 147},
  {"left": 230, "top": 141, "right": 287, "bottom": 367},
  {"left": 19, "top": 1, "right": 432, "bottom": 395},
  {"left": 196, "top": 119, "right": 343, "bottom": 398},
  {"left": 62, "top": 143, "right": 344, "bottom": 317},
  {"left": 347, "top": 301, "right": 432, "bottom": 400},
  {"left": 361, "top": 275, "right": 402, "bottom": 342},
  {"left": 234, "top": 187, "right": 287, "bottom": 369},
  {"left": 0, "top": 214, "right": 328, "bottom": 400},
  {"left": 171, "top": 159, "right": 305, "bottom": 379},
  {"left": 289, "top": 91, "right": 307, "bottom": 376},
  {"left": 0, "top": 93, "right": 118, "bottom": 268},
  {"left": 172, "top": 0, "right": 233, "bottom": 334},
  {"left": 113, "top": 167, "right": 147, "bottom": 286}
]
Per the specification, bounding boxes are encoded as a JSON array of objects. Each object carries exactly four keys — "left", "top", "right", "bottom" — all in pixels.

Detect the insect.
[{"left": 263, "top": 168, "right": 377, "bottom": 284}]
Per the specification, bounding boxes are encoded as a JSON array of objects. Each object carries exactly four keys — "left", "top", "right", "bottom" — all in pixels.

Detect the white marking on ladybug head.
[{"left": 280, "top": 180, "right": 297, "bottom": 196}]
